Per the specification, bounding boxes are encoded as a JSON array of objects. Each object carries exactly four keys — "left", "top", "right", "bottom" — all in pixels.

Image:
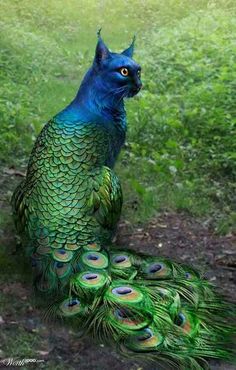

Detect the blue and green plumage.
[{"left": 12, "top": 32, "right": 235, "bottom": 369}]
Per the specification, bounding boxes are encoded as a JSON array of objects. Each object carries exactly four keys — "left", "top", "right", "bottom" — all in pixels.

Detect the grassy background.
[
  {"left": 0, "top": 1, "right": 236, "bottom": 368},
  {"left": 1, "top": 0, "right": 236, "bottom": 232}
]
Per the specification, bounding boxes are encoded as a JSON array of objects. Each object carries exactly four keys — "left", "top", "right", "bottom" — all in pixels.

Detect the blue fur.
[
  {"left": 57, "top": 35, "right": 141, "bottom": 123},
  {"left": 56, "top": 35, "right": 142, "bottom": 166}
]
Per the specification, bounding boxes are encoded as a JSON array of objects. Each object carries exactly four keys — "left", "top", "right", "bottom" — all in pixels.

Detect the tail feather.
[{"left": 37, "top": 244, "right": 236, "bottom": 369}]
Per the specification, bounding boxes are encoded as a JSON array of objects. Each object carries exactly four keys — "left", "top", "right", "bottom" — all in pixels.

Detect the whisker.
[{"left": 102, "top": 86, "right": 126, "bottom": 101}]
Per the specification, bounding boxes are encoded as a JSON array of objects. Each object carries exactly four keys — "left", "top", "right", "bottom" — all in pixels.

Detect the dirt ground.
[{"left": 0, "top": 168, "right": 235, "bottom": 370}]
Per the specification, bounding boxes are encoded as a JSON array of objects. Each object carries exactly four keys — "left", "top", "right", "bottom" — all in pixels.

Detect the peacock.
[{"left": 12, "top": 32, "right": 235, "bottom": 369}]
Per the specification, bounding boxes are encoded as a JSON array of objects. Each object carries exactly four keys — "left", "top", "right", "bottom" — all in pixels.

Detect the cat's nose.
[
  {"left": 137, "top": 82, "right": 142, "bottom": 89},
  {"left": 135, "top": 80, "right": 142, "bottom": 90},
  {"left": 131, "top": 78, "right": 142, "bottom": 95}
]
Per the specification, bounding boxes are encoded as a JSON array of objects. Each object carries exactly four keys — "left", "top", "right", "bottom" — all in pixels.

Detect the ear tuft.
[
  {"left": 94, "top": 29, "right": 110, "bottom": 65},
  {"left": 122, "top": 35, "right": 136, "bottom": 58},
  {"left": 97, "top": 28, "right": 102, "bottom": 39}
]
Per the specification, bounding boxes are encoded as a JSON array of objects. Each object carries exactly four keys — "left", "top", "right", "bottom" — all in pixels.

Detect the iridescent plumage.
[{"left": 12, "top": 33, "right": 235, "bottom": 369}]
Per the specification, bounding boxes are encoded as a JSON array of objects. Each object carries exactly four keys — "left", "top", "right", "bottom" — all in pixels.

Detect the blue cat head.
[
  {"left": 92, "top": 32, "right": 142, "bottom": 99},
  {"left": 69, "top": 32, "right": 142, "bottom": 122}
]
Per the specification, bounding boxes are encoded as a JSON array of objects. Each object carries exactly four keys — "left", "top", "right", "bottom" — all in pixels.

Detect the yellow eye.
[{"left": 120, "top": 67, "right": 129, "bottom": 76}]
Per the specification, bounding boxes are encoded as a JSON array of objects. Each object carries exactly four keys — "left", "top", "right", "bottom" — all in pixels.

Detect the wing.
[{"left": 89, "top": 166, "right": 122, "bottom": 232}]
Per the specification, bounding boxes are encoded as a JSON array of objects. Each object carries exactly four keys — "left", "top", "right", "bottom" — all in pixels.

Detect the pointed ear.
[
  {"left": 122, "top": 35, "right": 136, "bottom": 58},
  {"left": 94, "top": 29, "right": 110, "bottom": 65}
]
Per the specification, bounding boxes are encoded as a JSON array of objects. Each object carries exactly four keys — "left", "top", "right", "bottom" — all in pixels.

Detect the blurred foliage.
[
  {"left": 122, "top": 4, "right": 236, "bottom": 231},
  {"left": 0, "top": 0, "right": 236, "bottom": 233}
]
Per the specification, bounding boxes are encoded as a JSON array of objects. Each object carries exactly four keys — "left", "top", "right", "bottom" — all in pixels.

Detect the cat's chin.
[{"left": 126, "top": 87, "right": 141, "bottom": 98}]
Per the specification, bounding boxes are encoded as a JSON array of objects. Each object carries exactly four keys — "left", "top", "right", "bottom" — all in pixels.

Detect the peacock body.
[{"left": 12, "top": 33, "right": 235, "bottom": 369}]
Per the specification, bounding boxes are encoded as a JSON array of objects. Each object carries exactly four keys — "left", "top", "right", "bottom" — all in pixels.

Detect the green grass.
[
  {"left": 0, "top": 2, "right": 235, "bottom": 364},
  {"left": 121, "top": 4, "right": 236, "bottom": 230},
  {"left": 1, "top": 0, "right": 236, "bottom": 232}
]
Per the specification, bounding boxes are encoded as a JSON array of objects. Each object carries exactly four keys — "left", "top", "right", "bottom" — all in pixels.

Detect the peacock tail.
[{"left": 12, "top": 34, "right": 236, "bottom": 369}]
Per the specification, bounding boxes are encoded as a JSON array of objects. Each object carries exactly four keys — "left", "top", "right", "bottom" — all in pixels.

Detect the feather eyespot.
[
  {"left": 82, "top": 251, "right": 108, "bottom": 269},
  {"left": 120, "top": 67, "right": 129, "bottom": 76},
  {"left": 68, "top": 299, "right": 79, "bottom": 307},
  {"left": 137, "top": 328, "right": 153, "bottom": 341},
  {"left": 59, "top": 297, "right": 84, "bottom": 317},
  {"left": 149, "top": 263, "right": 163, "bottom": 273},
  {"left": 115, "top": 308, "right": 131, "bottom": 319},
  {"left": 111, "top": 254, "right": 132, "bottom": 269},
  {"left": 51, "top": 261, "right": 72, "bottom": 278},
  {"left": 112, "top": 287, "right": 133, "bottom": 295},
  {"left": 142, "top": 260, "right": 172, "bottom": 279},
  {"left": 112, "top": 308, "right": 148, "bottom": 330},
  {"left": 175, "top": 312, "right": 186, "bottom": 327},
  {"left": 107, "top": 284, "right": 143, "bottom": 303},
  {"left": 125, "top": 327, "right": 163, "bottom": 351},
  {"left": 174, "top": 311, "right": 196, "bottom": 335},
  {"left": 52, "top": 249, "right": 73, "bottom": 262},
  {"left": 83, "top": 273, "right": 98, "bottom": 280},
  {"left": 87, "top": 254, "right": 99, "bottom": 261},
  {"left": 114, "top": 256, "right": 127, "bottom": 263},
  {"left": 72, "top": 271, "right": 108, "bottom": 291}
]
